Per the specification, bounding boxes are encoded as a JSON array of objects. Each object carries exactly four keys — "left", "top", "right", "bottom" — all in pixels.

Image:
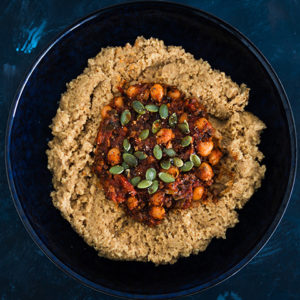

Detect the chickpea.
[
  {"left": 150, "top": 84, "right": 164, "bottom": 102},
  {"left": 107, "top": 148, "right": 121, "bottom": 165},
  {"left": 197, "top": 139, "right": 214, "bottom": 157},
  {"left": 165, "top": 182, "right": 177, "bottom": 195},
  {"left": 101, "top": 105, "right": 112, "bottom": 119},
  {"left": 127, "top": 196, "right": 138, "bottom": 210},
  {"left": 209, "top": 149, "right": 223, "bottom": 166},
  {"left": 179, "top": 113, "right": 188, "bottom": 123},
  {"left": 198, "top": 162, "right": 214, "bottom": 181},
  {"left": 126, "top": 85, "right": 139, "bottom": 99},
  {"left": 114, "top": 96, "right": 124, "bottom": 108},
  {"left": 149, "top": 206, "right": 165, "bottom": 220},
  {"left": 192, "top": 186, "right": 205, "bottom": 201},
  {"left": 167, "top": 166, "right": 179, "bottom": 178},
  {"left": 195, "top": 118, "right": 213, "bottom": 132},
  {"left": 150, "top": 191, "right": 164, "bottom": 206},
  {"left": 156, "top": 128, "right": 175, "bottom": 144},
  {"left": 167, "top": 88, "right": 181, "bottom": 100}
]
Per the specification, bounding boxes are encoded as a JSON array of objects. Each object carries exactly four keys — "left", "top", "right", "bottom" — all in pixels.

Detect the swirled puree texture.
[{"left": 47, "top": 37, "right": 266, "bottom": 264}]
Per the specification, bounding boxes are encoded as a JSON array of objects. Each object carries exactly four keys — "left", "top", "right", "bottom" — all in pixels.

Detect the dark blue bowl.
[{"left": 5, "top": 1, "right": 297, "bottom": 299}]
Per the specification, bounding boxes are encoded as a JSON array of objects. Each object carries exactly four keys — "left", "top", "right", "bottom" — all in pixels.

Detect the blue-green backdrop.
[{"left": 0, "top": 1, "right": 299, "bottom": 299}]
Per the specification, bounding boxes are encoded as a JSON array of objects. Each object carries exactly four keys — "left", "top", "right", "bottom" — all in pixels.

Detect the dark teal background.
[{"left": 1, "top": 1, "right": 299, "bottom": 299}]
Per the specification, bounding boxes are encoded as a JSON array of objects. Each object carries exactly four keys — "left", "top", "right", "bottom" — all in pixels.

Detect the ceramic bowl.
[{"left": 6, "top": 2, "right": 297, "bottom": 299}]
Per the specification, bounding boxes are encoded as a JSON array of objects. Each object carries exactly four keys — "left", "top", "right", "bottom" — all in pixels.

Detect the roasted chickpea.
[
  {"left": 150, "top": 191, "right": 164, "bottom": 206},
  {"left": 150, "top": 84, "right": 164, "bottom": 102},
  {"left": 156, "top": 128, "right": 175, "bottom": 144},
  {"left": 197, "top": 139, "right": 214, "bottom": 157},
  {"left": 167, "top": 166, "right": 179, "bottom": 178},
  {"left": 149, "top": 206, "right": 165, "bottom": 220},
  {"left": 127, "top": 196, "right": 138, "bottom": 210},
  {"left": 165, "top": 181, "right": 177, "bottom": 195},
  {"left": 179, "top": 112, "right": 188, "bottom": 123},
  {"left": 101, "top": 105, "right": 112, "bottom": 119},
  {"left": 194, "top": 118, "right": 213, "bottom": 132},
  {"left": 192, "top": 186, "right": 205, "bottom": 201},
  {"left": 198, "top": 162, "right": 214, "bottom": 181},
  {"left": 126, "top": 85, "right": 139, "bottom": 99},
  {"left": 107, "top": 148, "right": 121, "bottom": 165},
  {"left": 209, "top": 149, "right": 223, "bottom": 166},
  {"left": 114, "top": 96, "right": 124, "bottom": 108},
  {"left": 167, "top": 88, "right": 181, "bottom": 100}
]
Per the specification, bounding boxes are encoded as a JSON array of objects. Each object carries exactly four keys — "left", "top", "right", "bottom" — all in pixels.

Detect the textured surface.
[
  {"left": 0, "top": 0, "right": 299, "bottom": 299},
  {"left": 46, "top": 36, "right": 265, "bottom": 265}
]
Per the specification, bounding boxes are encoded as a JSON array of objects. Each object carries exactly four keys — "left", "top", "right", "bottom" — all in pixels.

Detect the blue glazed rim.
[{"left": 5, "top": 1, "right": 297, "bottom": 299}]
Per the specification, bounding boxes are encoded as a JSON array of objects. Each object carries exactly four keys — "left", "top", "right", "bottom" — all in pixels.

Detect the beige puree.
[{"left": 47, "top": 37, "right": 266, "bottom": 265}]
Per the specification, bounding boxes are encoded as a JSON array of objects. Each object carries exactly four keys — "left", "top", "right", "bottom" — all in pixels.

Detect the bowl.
[{"left": 5, "top": 1, "right": 297, "bottom": 299}]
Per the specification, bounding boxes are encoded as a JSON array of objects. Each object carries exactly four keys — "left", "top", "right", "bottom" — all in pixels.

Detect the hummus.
[{"left": 47, "top": 37, "right": 266, "bottom": 264}]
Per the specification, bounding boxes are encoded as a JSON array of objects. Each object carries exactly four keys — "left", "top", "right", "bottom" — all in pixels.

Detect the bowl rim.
[{"left": 5, "top": 1, "right": 297, "bottom": 299}]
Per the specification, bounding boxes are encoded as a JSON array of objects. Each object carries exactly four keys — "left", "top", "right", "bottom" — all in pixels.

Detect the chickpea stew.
[{"left": 93, "top": 83, "right": 223, "bottom": 226}]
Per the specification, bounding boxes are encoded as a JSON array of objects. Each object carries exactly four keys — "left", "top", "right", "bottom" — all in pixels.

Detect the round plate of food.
[{"left": 6, "top": 1, "right": 296, "bottom": 298}]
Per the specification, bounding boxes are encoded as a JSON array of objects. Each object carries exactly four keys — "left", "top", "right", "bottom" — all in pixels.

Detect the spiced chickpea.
[
  {"left": 192, "top": 186, "right": 205, "bottom": 201},
  {"left": 127, "top": 196, "right": 138, "bottom": 210},
  {"left": 126, "top": 85, "right": 139, "bottom": 99},
  {"left": 150, "top": 84, "right": 164, "bottom": 102},
  {"left": 156, "top": 128, "right": 175, "bottom": 144},
  {"left": 167, "top": 88, "right": 181, "bottom": 100},
  {"left": 209, "top": 149, "right": 223, "bottom": 166},
  {"left": 107, "top": 148, "right": 121, "bottom": 165},
  {"left": 150, "top": 191, "right": 164, "bottom": 206},
  {"left": 198, "top": 162, "right": 214, "bottom": 181},
  {"left": 114, "top": 96, "right": 124, "bottom": 108},
  {"left": 197, "top": 139, "right": 214, "bottom": 157},
  {"left": 195, "top": 117, "right": 213, "bottom": 132},
  {"left": 179, "top": 112, "right": 188, "bottom": 123},
  {"left": 149, "top": 206, "right": 165, "bottom": 220},
  {"left": 101, "top": 105, "right": 112, "bottom": 119},
  {"left": 166, "top": 179, "right": 182, "bottom": 195},
  {"left": 167, "top": 166, "right": 179, "bottom": 178}
]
